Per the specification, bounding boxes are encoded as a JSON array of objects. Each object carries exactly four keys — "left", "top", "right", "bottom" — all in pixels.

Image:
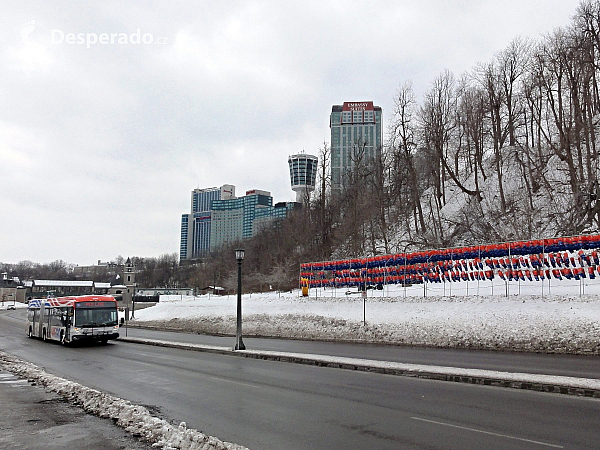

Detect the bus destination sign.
[{"left": 75, "top": 301, "right": 115, "bottom": 308}]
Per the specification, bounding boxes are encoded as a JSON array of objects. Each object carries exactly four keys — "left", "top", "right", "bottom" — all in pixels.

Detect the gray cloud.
[{"left": 0, "top": 0, "right": 581, "bottom": 264}]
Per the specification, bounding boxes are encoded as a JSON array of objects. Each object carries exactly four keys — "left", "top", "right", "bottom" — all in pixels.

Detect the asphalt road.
[{"left": 1, "top": 310, "right": 600, "bottom": 449}]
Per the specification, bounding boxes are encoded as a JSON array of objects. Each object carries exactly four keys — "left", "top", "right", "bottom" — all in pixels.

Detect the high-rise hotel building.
[
  {"left": 180, "top": 185, "right": 234, "bottom": 260},
  {"left": 330, "top": 101, "right": 382, "bottom": 192},
  {"left": 209, "top": 189, "right": 273, "bottom": 250},
  {"left": 180, "top": 185, "right": 299, "bottom": 261}
]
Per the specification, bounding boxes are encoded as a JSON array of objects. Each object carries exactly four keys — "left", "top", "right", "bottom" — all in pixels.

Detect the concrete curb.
[{"left": 119, "top": 337, "right": 600, "bottom": 398}]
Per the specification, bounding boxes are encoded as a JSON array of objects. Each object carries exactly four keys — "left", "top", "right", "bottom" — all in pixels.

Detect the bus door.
[
  {"left": 28, "top": 308, "right": 39, "bottom": 337},
  {"left": 62, "top": 307, "right": 73, "bottom": 341},
  {"left": 38, "top": 304, "right": 46, "bottom": 337}
]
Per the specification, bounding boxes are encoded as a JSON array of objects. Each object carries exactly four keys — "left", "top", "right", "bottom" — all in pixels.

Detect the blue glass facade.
[
  {"left": 254, "top": 202, "right": 300, "bottom": 232},
  {"left": 181, "top": 186, "right": 298, "bottom": 258},
  {"left": 192, "top": 212, "right": 212, "bottom": 256},
  {"left": 192, "top": 188, "right": 220, "bottom": 213},
  {"left": 180, "top": 187, "right": 222, "bottom": 260},
  {"left": 180, "top": 214, "right": 190, "bottom": 260},
  {"left": 210, "top": 191, "right": 273, "bottom": 250}
]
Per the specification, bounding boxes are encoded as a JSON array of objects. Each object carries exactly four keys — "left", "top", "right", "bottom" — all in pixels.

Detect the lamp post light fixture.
[{"left": 234, "top": 248, "right": 246, "bottom": 350}]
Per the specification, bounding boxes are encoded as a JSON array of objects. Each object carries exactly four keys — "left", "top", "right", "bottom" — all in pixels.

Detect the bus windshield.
[{"left": 74, "top": 308, "right": 117, "bottom": 328}]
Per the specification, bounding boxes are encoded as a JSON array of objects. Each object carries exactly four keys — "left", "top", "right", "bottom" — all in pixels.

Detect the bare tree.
[
  {"left": 420, "top": 70, "right": 480, "bottom": 207},
  {"left": 477, "top": 61, "right": 509, "bottom": 212},
  {"left": 498, "top": 37, "right": 531, "bottom": 147},
  {"left": 389, "top": 81, "right": 427, "bottom": 233}
]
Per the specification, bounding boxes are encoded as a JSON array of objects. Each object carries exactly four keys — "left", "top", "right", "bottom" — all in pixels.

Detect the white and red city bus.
[{"left": 27, "top": 295, "right": 120, "bottom": 344}]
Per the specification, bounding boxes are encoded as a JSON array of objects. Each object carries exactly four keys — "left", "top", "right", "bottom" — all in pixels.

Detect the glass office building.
[
  {"left": 254, "top": 201, "right": 300, "bottom": 232},
  {"left": 210, "top": 189, "right": 273, "bottom": 251},
  {"left": 180, "top": 185, "right": 234, "bottom": 260},
  {"left": 179, "top": 214, "right": 190, "bottom": 260},
  {"left": 181, "top": 186, "right": 301, "bottom": 259},
  {"left": 191, "top": 212, "right": 212, "bottom": 257},
  {"left": 330, "top": 101, "right": 382, "bottom": 193}
]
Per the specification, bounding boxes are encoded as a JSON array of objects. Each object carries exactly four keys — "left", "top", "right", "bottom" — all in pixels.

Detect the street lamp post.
[
  {"left": 401, "top": 244, "right": 410, "bottom": 298},
  {"left": 235, "top": 248, "right": 246, "bottom": 350}
]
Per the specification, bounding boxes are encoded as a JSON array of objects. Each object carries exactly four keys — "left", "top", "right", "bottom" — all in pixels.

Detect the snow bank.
[
  {"left": 0, "top": 303, "right": 27, "bottom": 310},
  {"left": 133, "top": 288, "right": 600, "bottom": 354},
  {"left": 0, "top": 351, "right": 248, "bottom": 450}
]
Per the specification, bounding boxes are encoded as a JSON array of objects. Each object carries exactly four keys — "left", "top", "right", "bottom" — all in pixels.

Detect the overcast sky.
[{"left": 0, "top": 0, "right": 583, "bottom": 266}]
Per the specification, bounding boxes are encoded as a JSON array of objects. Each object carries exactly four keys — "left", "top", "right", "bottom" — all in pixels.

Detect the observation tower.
[{"left": 288, "top": 153, "right": 318, "bottom": 204}]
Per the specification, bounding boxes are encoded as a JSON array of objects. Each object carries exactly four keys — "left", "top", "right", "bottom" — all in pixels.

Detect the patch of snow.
[
  {"left": 0, "top": 351, "right": 248, "bottom": 450},
  {"left": 133, "top": 282, "right": 600, "bottom": 354}
]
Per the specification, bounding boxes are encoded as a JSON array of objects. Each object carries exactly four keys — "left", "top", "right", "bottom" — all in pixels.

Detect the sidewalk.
[
  {"left": 119, "top": 336, "right": 600, "bottom": 398},
  {"left": 0, "top": 369, "right": 152, "bottom": 450}
]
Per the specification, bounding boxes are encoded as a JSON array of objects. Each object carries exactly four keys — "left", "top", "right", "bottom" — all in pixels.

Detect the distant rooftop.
[{"left": 33, "top": 280, "right": 94, "bottom": 287}]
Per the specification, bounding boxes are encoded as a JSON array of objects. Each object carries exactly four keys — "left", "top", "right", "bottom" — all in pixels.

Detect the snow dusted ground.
[
  {"left": 134, "top": 279, "right": 600, "bottom": 354},
  {"left": 0, "top": 351, "right": 248, "bottom": 450},
  {"left": 0, "top": 302, "right": 27, "bottom": 310}
]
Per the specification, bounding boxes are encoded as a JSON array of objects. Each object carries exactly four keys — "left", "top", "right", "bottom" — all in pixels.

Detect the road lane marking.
[
  {"left": 0, "top": 379, "right": 28, "bottom": 384},
  {"left": 209, "top": 376, "right": 260, "bottom": 389},
  {"left": 411, "top": 416, "right": 564, "bottom": 448}
]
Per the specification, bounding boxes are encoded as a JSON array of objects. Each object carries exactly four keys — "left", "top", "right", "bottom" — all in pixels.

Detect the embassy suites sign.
[{"left": 342, "top": 101, "right": 374, "bottom": 111}]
